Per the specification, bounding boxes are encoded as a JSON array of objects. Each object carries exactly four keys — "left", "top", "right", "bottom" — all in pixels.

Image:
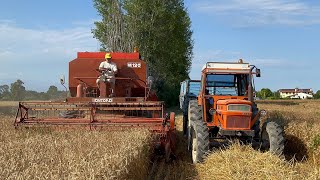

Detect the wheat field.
[
  {"left": 196, "top": 100, "right": 320, "bottom": 180},
  {"left": 1, "top": 100, "right": 320, "bottom": 179},
  {"left": 0, "top": 114, "right": 151, "bottom": 179}
]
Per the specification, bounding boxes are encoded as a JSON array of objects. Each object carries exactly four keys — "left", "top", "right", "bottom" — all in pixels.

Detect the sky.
[{"left": 0, "top": 0, "right": 319, "bottom": 92}]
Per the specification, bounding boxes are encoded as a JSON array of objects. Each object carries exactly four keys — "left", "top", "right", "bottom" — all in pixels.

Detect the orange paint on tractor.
[{"left": 215, "top": 99, "right": 252, "bottom": 130}]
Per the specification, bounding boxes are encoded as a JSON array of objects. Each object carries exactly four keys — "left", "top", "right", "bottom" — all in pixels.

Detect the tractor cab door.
[{"left": 179, "top": 80, "right": 187, "bottom": 109}]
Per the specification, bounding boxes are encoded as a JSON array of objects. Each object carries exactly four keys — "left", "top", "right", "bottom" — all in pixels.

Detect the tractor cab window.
[
  {"left": 205, "top": 74, "right": 248, "bottom": 96},
  {"left": 188, "top": 81, "right": 201, "bottom": 97}
]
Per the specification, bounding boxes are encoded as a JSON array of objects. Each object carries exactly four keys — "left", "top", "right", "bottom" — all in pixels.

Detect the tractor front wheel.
[
  {"left": 187, "top": 100, "right": 202, "bottom": 151},
  {"left": 190, "top": 120, "right": 209, "bottom": 163},
  {"left": 261, "top": 120, "right": 285, "bottom": 156}
]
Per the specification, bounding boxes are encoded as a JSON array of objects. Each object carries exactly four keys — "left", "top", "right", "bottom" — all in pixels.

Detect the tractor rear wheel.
[
  {"left": 261, "top": 120, "right": 285, "bottom": 156},
  {"left": 190, "top": 120, "right": 209, "bottom": 163}
]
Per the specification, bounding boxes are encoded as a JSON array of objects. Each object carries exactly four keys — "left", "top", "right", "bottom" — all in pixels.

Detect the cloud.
[
  {"left": 0, "top": 22, "right": 98, "bottom": 60},
  {"left": 193, "top": 0, "right": 320, "bottom": 26},
  {"left": 192, "top": 49, "right": 241, "bottom": 67},
  {"left": 71, "top": 18, "right": 100, "bottom": 26},
  {"left": 0, "top": 50, "right": 13, "bottom": 58},
  {"left": 189, "top": 48, "right": 291, "bottom": 80},
  {"left": 250, "top": 58, "right": 289, "bottom": 67},
  {"left": 0, "top": 19, "right": 99, "bottom": 91}
]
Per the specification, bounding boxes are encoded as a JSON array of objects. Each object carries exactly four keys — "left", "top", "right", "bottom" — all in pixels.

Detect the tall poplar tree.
[{"left": 92, "top": 0, "right": 193, "bottom": 106}]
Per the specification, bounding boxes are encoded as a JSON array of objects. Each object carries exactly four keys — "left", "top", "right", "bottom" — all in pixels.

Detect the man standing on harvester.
[{"left": 96, "top": 53, "right": 118, "bottom": 97}]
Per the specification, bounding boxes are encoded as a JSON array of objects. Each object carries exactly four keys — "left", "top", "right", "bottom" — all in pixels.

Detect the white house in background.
[{"left": 279, "top": 88, "right": 313, "bottom": 99}]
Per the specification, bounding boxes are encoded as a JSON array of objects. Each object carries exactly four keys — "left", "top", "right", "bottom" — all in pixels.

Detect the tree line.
[
  {"left": 256, "top": 88, "right": 320, "bottom": 100},
  {"left": 0, "top": 80, "right": 66, "bottom": 101}
]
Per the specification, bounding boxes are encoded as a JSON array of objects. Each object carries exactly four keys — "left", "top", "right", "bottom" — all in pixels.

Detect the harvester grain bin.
[
  {"left": 186, "top": 60, "right": 284, "bottom": 163},
  {"left": 14, "top": 52, "right": 176, "bottom": 161}
]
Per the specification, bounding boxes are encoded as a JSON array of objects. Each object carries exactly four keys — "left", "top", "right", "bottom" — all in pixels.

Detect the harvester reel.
[{"left": 260, "top": 120, "right": 285, "bottom": 156}]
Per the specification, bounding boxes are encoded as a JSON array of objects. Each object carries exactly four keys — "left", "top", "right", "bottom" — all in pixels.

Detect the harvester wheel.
[
  {"left": 190, "top": 121, "right": 209, "bottom": 163},
  {"left": 187, "top": 100, "right": 202, "bottom": 151},
  {"left": 261, "top": 120, "right": 285, "bottom": 156}
]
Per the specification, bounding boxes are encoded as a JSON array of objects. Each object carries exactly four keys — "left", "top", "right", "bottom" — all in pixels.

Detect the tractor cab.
[{"left": 199, "top": 60, "right": 261, "bottom": 132}]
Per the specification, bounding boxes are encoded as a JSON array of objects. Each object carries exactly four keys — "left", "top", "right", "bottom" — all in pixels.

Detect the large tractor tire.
[
  {"left": 190, "top": 120, "right": 209, "bottom": 163},
  {"left": 187, "top": 100, "right": 201, "bottom": 151},
  {"left": 261, "top": 120, "right": 285, "bottom": 156},
  {"left": 188, "top": 100, "right": 209, "bottom": 163}
]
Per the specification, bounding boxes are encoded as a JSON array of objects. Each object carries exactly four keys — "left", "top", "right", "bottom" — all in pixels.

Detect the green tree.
[
  {"left": 314, "top": 90, "right": 320, "bottom": 99},
  {"left": 92, "top": 0, "right": 132, "bottom": 52},
  {"left": 47, "top": 85, "right": 58, "bottom": 99},
  {"left": 93, "top": 0, "right": 193, "bottom": 106},
  {"left": 24, "top": 90, "right": 40, "bottom": 101},
  {"left": 273, "top": 91, "right": 281, "bottom": 99},
  {"left": 0, "top": 85, "right": 11, "bottom": 100},
  {"left": 10, "top": 80, "right": 26, "bottom": 101},
  {"left": 257, "top": 88, "right": 273, "bottom": 99}
]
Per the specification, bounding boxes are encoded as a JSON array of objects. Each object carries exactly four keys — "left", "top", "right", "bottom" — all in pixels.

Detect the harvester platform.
[{"left": 14, "top": 100, "right": 176, "bottom": 161}]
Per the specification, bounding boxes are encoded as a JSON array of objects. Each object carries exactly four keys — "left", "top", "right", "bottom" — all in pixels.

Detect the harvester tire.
[
  {"left": 261, "top": 120, "right": 285, "bottom": 156},
  {"left": 190, "top": 120, "right": 209, "bottom": 163},
  {"left": 187, "top": 100, "right": 202, "bottom": 151}
]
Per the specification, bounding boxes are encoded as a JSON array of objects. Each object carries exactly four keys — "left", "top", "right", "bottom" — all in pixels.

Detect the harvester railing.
[{"left": 14, "top": 101, "right": 166, "bottom": 130}]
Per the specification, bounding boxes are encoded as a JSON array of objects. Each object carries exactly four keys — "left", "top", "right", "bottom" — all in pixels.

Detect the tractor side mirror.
[
  {"left": 256, "top": 69, "right": 261, "bottom": 77},
  {"left": 60, "top": 75, "right": 65, "bottom": 85},
  {"left": 147, "top": 76, "right": 154, "bottom": 88}
]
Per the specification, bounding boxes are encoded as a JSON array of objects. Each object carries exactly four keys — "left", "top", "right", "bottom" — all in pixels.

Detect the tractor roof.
[{"left": 202, "top": 62, "right": 251, "bottom": 74}]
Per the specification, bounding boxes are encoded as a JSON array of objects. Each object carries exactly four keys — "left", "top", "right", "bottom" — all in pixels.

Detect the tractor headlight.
[
  {"left": 209, "top": 108, "right": 216, "bottom": 115},
  {"left": 260, "top": 110, "right": 267, "bottom": 116}
]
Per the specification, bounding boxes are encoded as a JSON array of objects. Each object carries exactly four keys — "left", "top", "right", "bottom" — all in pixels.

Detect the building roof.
[{"left": 279, "top": 88, "right": 313, "bottom": 93}]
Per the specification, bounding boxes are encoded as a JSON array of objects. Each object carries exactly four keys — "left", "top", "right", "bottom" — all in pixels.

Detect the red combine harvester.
[{"left": 14, "top": 52, "right": 176, "bottom": 160}]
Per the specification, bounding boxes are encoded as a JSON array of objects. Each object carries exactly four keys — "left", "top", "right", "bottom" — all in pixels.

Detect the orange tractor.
[
  {"left": 14, "top": 52, "right": 176, "bottom": 160},
  {"left": 186, "top": 60, "right": 284, "bottom": 163}
]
